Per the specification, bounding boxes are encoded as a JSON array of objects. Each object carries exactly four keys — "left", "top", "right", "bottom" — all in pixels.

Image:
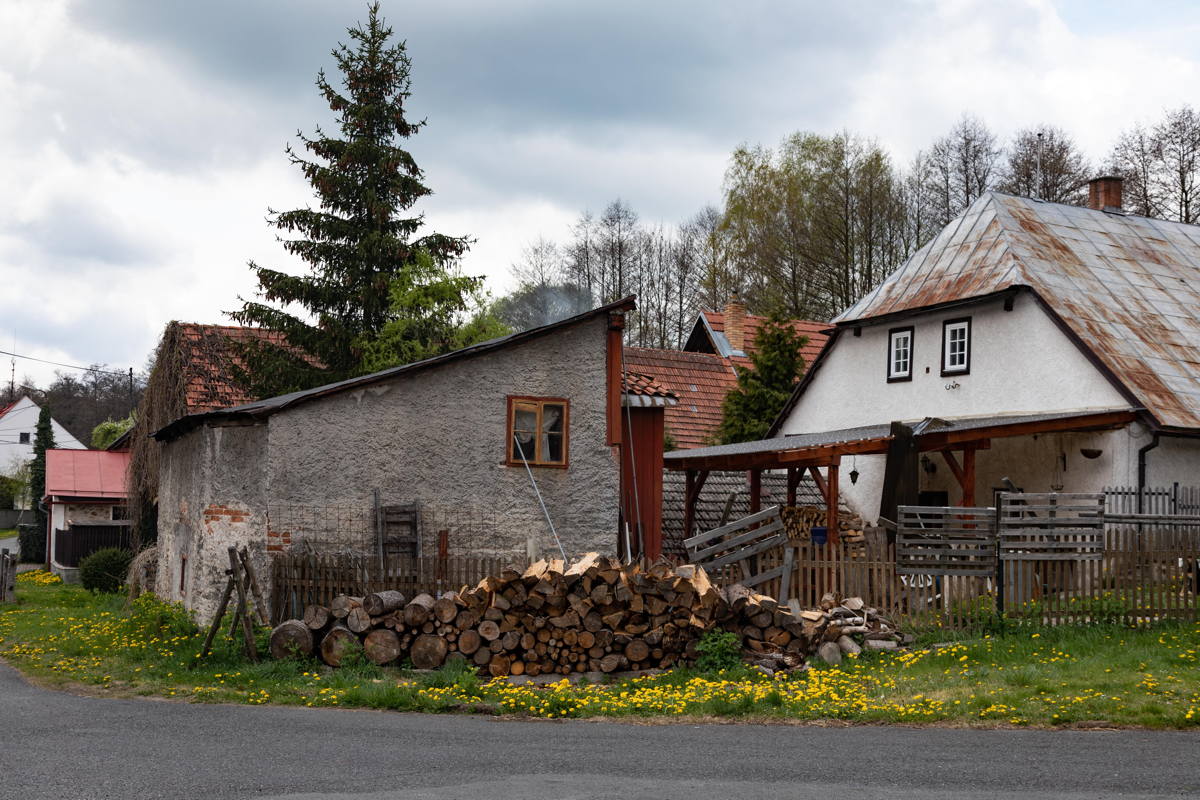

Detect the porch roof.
[{"left": 663, "top": 409, "right": 1138, "bottom": 471}]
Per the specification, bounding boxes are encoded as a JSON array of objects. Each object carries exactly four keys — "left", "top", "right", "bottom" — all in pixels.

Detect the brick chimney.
[
  {"left": 1088, "top": 176, "right": 1124, "bottom": 212},
  {"left": 724, "top": 292, "right": 747, "bottom": 353}
]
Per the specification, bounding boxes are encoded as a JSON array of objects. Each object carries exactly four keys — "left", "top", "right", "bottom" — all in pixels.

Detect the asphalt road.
[{"left": 0, "top": 662, "right": 1196, "bottom": 800}]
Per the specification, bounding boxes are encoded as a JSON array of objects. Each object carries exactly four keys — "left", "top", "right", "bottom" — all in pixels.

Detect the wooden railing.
[{"left": 269, "top": 552, "right": 517, "bottom": 624}]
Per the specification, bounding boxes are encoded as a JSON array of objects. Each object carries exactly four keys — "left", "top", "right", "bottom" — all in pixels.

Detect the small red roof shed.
[{"left": 44, "top": 449, "right": 131, "bottom": 501}]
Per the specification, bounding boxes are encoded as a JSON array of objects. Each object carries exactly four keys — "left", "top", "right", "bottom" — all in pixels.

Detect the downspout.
[{"left": 1136, "top": 432, "right": 1160, "bottom": 514}]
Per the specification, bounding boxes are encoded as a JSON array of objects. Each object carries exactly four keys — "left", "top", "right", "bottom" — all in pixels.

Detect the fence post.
[
  {"left": 994, "top": 495, "right": 1005, "bottom": 620},
  {"left": 1, "top": 548, "right": 12, "bottom": 603}
]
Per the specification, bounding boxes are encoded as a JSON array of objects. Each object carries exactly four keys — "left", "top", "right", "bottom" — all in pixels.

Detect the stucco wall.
[
  {"left": 64, "top": 503, "right": 116, "bottom": 524},
  {"left": 156, "top": 314, "right": 622, "bottom": 622},
  {"left": 782, "top": 293, "right": 1130, "bottom": 434},
  {"left": 265, "top": 314, "right": 619, "bottom": 562},
  {"left": 156, "top": 423, "right": 269, "bottom": 622}
]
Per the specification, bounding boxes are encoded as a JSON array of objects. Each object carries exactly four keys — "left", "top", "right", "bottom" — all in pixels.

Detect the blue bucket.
[{"left": 810, "top": 526, "right": 828, "bottom": 545}]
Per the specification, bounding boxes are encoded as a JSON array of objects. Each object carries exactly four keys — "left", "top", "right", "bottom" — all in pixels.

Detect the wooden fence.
[
  {"left": 53, "top": 524, "right": 134, "bottom": 568},
  {"left": 269, "top": 552, "right": 516, "bottom": 624},
  {"left": 702, "top": 512, "right": 1199, "bottom": 630}
]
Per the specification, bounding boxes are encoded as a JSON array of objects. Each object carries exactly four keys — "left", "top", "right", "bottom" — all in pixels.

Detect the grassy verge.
[{"left": 1, "top": 579, "right": 1197, "bottom": 726}]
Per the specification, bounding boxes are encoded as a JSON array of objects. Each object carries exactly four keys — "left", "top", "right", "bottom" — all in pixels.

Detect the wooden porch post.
[
  {"left": 683, "top": 469, "right": 709, "bottom": 541},
  {"left": 684, "top": 470, "right": 695, "bottom": 541},
  {"left": 786, "top": 467, "right": 799, "bottom": 507},
  {"left": 827, "top": 459, "right": 840, "bottom": 544},
  {"left": 962, "top": 446, "right": 977, "bottom": 507},
  {"left": 749, "top": 469, "right": 763, "bottom": 515}
]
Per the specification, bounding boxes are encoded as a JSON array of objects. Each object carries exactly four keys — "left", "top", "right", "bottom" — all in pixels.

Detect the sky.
[{"left": 1, "top": 0, "right": 1199, "bottom": 388}]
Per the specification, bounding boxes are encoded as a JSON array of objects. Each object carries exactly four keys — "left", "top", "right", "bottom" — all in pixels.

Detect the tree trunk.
[
  {"left": 411, "top": 634, "right": 448, "bottom": 670},
  {"left": 319, "top": 625, "right": 361, "bottom": 667},
  {"left": 362, "top": 590, "right": 407, "bottom": 616},
  {"left": 269, "top": 620, "right": 313, "bottom": 659},
  {"left": 363, "top": 629, "right": 403, "bottom": 665}
]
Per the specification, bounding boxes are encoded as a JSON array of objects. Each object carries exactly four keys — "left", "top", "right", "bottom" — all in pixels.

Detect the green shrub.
[
  {"left": 694, "top": 629, "right": 742, "bottom": 673},
  {"left": 79, "top": 547, "right": 133, "bottom": 594},
  {"left": 17, "top": 523, "right": 44, "bottom": 564}
]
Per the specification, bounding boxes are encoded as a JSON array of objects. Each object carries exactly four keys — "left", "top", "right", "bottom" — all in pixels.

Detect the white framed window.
[
  {"left": 887, "top": 327, "right": 914, "bottom": 382},
  {"left": 941, "top": 318, "right": 971, "bottom": 375}
]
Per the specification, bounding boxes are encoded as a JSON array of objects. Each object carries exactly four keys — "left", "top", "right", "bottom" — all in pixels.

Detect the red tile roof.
[
  {"left": 621, "top": 371, "right": 676, "bottom": 399},
  {"left": 44, "top": 448, "right": 130, "bottom": 500},
  {"left": 624, "top": 348, "right": 737, "bottom": 449},
  {"left": 702, "top": 311, "right": 828, "bottom": 366},
  {"left": 175, "top": 324, "right": 296, "bottom": 414}
]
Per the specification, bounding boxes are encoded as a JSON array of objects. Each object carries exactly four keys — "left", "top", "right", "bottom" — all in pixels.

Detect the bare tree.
[
  {"left": 1109, "top": 106, "right": 1200, "bottom": 222},
  {"left": 1109, "top": 123, "right": 1161, "bottom": 217},
  {"left": 924, "top": 114, "right": 1001, "bottom": 224},
  {"left": 510, "top": 236, "right": 564, "bottom": 287},
  {"left": 997, "top": 126, "right": 1091, "bottom": 204}
]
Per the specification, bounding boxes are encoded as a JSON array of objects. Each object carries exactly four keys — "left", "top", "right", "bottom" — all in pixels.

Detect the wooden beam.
[
  {"left": 916, "top": 411, "right": 1135, "bottom": 451},
  {"left": 663, "top": 436, "right": 892, "bottom": 472},
  {"left": 826, "top": 460, "right": 840, "bottom": 544},
  {"left": 940, "top": 450, "right": 965, "bottom": 486},
  {"left": 808, "top": 466, "right": 828, "bottom": 503}
]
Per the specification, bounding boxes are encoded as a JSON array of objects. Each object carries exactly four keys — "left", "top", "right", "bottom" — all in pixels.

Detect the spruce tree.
[
  {"left": 231, "top": 3, "right": 474, "bottom": 396},
  {"left": 714, "top": 318, "right": 808, "bottom": 444},
  {"left": 30, "top": 404, "right": 56, "bottom": 541}
]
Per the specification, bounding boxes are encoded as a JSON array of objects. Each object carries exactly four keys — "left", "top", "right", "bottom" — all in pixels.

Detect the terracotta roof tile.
[
  {"left": 174, "top": 324, "right": 296, "bottom": 414},
  {"left": 621, "top": 371, "right": 676, "bottom": 399},
  {"left": 703, "top": 311, "right": 828, "bottom": 365},
  {"left": 624, "top": 348, "right": 737, "bottom": 449}
]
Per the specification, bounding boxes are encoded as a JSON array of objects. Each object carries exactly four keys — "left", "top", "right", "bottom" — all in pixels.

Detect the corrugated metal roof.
[
  {"left": 666, "top": 409, "right": 1130, "bottom": 465},
  {"left": 154, "top": 297, "right": 637, "bottom": 441},
  {"left": 44, "top": 448, "right": 130, "bottom": 500},
  {"left": 838, "top": 192, "right": 1200, "bottom": 429}
]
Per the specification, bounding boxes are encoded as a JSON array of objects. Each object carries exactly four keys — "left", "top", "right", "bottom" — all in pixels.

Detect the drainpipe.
[{"left": 1136, "top": 433, "right": 1160, "bottom": 514}]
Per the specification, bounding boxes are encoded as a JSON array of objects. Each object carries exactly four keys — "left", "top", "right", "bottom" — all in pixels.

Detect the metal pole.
[{"left": 513, "top": 434, "right": 566, "bottom": 561}]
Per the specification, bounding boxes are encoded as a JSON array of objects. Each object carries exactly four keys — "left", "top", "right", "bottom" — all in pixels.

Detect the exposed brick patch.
[
  {"left": 203, "top": 504, "right": 253, "bottom": 530},
  {"left": 266, "top": 528, "right": 292, "bottom": 552}
]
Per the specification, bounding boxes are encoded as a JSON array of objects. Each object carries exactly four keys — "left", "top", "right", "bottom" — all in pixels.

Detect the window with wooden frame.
[
  {"left": 887, "top": 326, "right": 914, "bottom": 382},
  {"left": 941, "top": 317, "right": 971, "bottom": 375},
  {"left": 506, "top": 397, "right": 569, "bottom": 468}
]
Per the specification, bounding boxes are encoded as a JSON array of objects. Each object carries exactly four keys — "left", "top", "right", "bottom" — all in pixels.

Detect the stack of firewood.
[{"left": 269, "top": 553, "right": 851, "bottom": 675}]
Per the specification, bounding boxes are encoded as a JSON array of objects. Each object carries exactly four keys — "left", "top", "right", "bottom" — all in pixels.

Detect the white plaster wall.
[
  {"left": 0, "top": 398, "right": 85, "bottom": 497},
  {"left": 781, "top": 293, "right": 1130, "bottom": 434},
  {"left": 1140, "top": 431, "right": 1200, "bottom": 490}
]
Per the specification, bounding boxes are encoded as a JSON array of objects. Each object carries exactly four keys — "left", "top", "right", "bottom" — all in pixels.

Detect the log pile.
[
  {"left": 780, "top": 592, "right": 906, "bottom": 670},
  {"left": 269, "top": 554, "right": 883, "bottom": 675},
  {"left": 781, "top": 506, "right": 867, "bottom": 543}
]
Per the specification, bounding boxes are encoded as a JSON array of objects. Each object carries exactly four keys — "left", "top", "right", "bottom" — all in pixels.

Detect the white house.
[
  {"left": 666, "top": 177, "right": 1200, "bottom": 527},
  {"left": 0, "top": 397, "right": 85, "bottom": 495}
]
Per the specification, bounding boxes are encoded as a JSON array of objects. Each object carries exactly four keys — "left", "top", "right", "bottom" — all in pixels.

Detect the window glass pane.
[
  {"left": 541, "top": 404, "right": 564, "bottom": 434},
  {"left": 544, "top": 432, "right": 564, "bottom": 463},
  {"left": 513, "top": 405, "right": 537, "bottom": 432},
  {"left": 891, "top": 332, "right": 910, "bottom": 375},
  {"left": 512, "top": 431, "right": 535, "bottom": 461}
]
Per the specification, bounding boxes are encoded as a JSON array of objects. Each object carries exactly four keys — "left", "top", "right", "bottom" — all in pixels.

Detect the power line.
[{"left": 0, "top": 349, "right": 127, "bottom": 377}]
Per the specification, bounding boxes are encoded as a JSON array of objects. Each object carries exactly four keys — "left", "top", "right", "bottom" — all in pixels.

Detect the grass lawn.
[{"left": 1, "top": 577, "right": 1197, "bottom": 727}]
